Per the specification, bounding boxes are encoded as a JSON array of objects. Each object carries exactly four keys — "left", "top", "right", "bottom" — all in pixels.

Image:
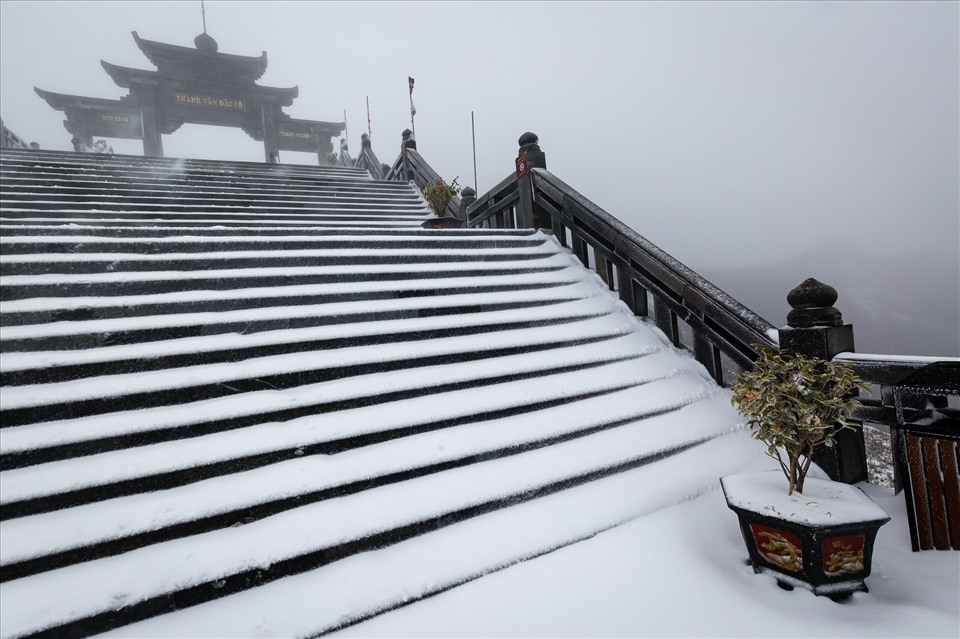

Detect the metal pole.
[
  {"left": 409, "top": 95, "right": 416, "bottom": 139},
  {"left": 471, "top": 111, "right": 478, "bottom": 192},
  {"left": 343, "top": 109, "right": 348, "bottom": 151},
  {"left": 366, "top": 96, "right": 372, "bottom": 139}
]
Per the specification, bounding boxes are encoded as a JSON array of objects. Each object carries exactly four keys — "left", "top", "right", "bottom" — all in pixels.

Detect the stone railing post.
[
  {"left": 401, "top": 128, "right": 417, "bottom": 182},
  {"left": 778, "top": 278, "right": 867, "bottom": 484},
  {"left": 459, "top": 186, "right": 476, "bottom": 222},
  {"left": 516, "top": 132, "right": 548, "bottom": 230}
]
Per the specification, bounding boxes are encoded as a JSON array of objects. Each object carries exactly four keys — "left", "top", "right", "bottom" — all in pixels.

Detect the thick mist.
[{"left": 1, "top": 1, "right": 956, "bottom": 355}]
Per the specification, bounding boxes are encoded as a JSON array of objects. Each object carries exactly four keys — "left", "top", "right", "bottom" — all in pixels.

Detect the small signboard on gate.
[{"left": 516, "top": 152, "right": 529, "bottom": 179}]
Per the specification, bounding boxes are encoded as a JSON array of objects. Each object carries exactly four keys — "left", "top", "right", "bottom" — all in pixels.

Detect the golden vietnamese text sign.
[{"left": 173, "top": 94, "right": 245, "bottom": 110}]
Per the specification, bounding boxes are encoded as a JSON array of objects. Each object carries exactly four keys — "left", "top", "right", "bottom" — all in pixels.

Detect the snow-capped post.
[
  {"left": 516, "top": 132, "right": 548, "bottom": 230},
  {"left": 401, "top": 128, "right": 416, "bottom": 182},
  {"left": 778, "top": 278, "right": 867, "bottom": 485},
  {"left": 459, "top": 186, "right": 476, "bottom": 222}
]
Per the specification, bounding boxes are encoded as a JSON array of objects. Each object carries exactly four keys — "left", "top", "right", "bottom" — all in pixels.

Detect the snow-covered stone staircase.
[{"left": 0, "top": 149, "right": 746, "bottom": 638}]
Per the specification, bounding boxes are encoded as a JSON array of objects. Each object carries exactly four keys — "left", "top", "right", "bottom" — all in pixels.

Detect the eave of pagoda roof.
[
  {"left": 99, "top": 60, "right": 299, "bottom": 106},
  {"left": 132, "top": 31, "right": 268, "bottom": 80},
  {"left": 34, "top": 88, "right": 130, "bottom": 112}
]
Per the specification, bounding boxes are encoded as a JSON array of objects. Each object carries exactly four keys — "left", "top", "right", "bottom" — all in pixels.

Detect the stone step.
[
  {"left": 0, "top": 346, "right": 659, "bottom": 475},
  {"left": 0, "top": 149, "right": 371, "bottom": 179},
  {"left": 0, "top": 376, "right": 710, "bottom": 583},
  {"left": 0, "top": 339, "right": 653, "bottom": 515},
  {"left": 0, "top": 225, "right": 537, "bottom": 238},
  {"left": 0, "top": 186, "right": 423, "bottom": 205},
  {"left": 0, "top": 235, "right": 545, "bottom": 256},
  {"left": 0, "top": 171, "right": 409, "bottom": 197},
  {"left": 1, "top": 259, "right": 567, "bottom": 302},
  {"left": 0, "top": 317, "right": 633, "bottom": 428},
  {"left": 0, "top": 276, "right": 572, "bottom": 327},
  {"left": 0, "top": 148, "right": 736, "bottom": 639},
  {"left": 0, "top": 302, "right": 601, "bottom": 386},
  {"left": 0, "top": 425, "right": 725, "bottom": 639},
  {"left": 0, "top": 247, "right": 554, "bottom": 277}
]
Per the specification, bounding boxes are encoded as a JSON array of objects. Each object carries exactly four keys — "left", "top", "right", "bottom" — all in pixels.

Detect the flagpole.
[
  {"left": 343, "top": 109, "right": 348, "bottom": 151},
  {"left": 471, "top": 111, "right": 478, "bottom": 192},
  {"left": 366, "top": 96, "right": 372, "bottom": 139}
]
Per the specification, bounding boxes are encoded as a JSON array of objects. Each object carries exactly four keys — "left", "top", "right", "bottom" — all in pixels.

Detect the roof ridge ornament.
[{"left": 194, "top": 0, "right": 218, "bottom": 52}]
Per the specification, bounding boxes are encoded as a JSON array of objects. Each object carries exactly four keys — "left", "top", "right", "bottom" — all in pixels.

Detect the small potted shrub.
[
  {"left": 720, "top": 344, "right": 890, "bottom": 599},
  {"left": 421, "top": 176, "right": 462, "bottom": 228}
]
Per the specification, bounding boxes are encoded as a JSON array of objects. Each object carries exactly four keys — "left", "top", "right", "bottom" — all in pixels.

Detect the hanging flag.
[{"left": 408, "top": 76, "right": 417, "bottom": 138}]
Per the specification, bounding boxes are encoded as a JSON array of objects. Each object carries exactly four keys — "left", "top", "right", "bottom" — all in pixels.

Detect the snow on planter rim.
[{"left": 720, "top": 471, "right": 890, "bottom": 526}]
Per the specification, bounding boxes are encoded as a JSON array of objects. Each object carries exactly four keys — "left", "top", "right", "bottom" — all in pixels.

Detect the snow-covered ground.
[{"left": 337, "top": 461, "right": 960, "bottom": 638}]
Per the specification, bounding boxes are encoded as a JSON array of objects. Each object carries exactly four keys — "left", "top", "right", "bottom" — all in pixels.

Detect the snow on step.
[
  {"left": 102, "top": 431, "right": 751, "bottom": 639},
  {"left": 0, "top": 149, "right": 743, "bottom": 639},
  {"left": 0, "top": 345, "right": 688, "bottom": 506},
  {"left": 0, "top": 269, "right": 571, "bottom": 315},
  {"left": 0, "top": 376, "right": 719, "bottom": 566},
  {"left": 0, "top": 396, "right": 738, "bottom": 639},
  {"left": 0, "top": 353, "right": 666, "bottom": 476},
  {"left": 0, "top": 294, "right": 603, "bottom": 372}
]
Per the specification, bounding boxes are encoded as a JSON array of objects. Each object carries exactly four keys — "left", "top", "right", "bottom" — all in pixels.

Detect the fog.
[{"left": 1, "top": 1, "right": 957, "bottom": 356}]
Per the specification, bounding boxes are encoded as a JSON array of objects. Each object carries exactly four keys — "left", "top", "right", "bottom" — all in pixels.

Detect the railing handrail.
[
  {"left": 1, "top": 119, "right": 31, "bottom": 150},
  {"left": 465, "top": 172, "right": 518, "bottom": 227},
  {"left": 385, "top": 147, "right": 462, "bottom": 218},
  {"left": 466, "top": 162, "right": 776, "bottom": 378},
  {"left": 834, "top": 353, "right": 960, "bottom": 390},
  {"left": 355, "top": 144, "right": 384, "bottom": 180},
  {"left": 532, "top": 167, "right": 778, "bottom": 343}
]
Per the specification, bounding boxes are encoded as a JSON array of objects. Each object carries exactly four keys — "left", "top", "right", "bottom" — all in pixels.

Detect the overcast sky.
[{"left": 1, "top": 1, "right": 957, "bottom": 355}]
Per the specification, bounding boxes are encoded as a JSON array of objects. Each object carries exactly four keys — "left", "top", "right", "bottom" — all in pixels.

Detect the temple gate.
[{"left": 36, "top": 31, "right": 343, "bottom": 163}]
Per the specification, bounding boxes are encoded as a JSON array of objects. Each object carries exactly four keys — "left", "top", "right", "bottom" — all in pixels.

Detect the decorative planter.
[
  {"left": 721, "top": 471, "right": 890, "bottom": 599},
  {"left": 421, "top": 216, "right": 463, "bottom": 229}
]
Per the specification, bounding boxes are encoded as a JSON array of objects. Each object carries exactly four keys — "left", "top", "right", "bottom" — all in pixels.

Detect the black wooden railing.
[
  {"left": 384, "top": 129, "right": 960, "bottom": 551},
  {"left": 469, "top": 134, "right": 777, "bottom": 384},
  {"left": 385, "top": 129, "right": 461, "bottom": 219},
  {"left": 1, "top": 119, "right": 32, "bottom": 150},
  {"left": 834, "top": 355, "right": 960, "bottom": 550},
  {"left": 354, "top": 133, "right": 386, "bottom": 181}
]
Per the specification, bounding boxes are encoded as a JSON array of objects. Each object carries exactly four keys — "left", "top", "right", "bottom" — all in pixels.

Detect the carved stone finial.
[
  {"left": 786, "top": 278, "right": 843, "bottom": 328},
  {"left": 361, "top": 133, "right": 371, "bottom": 148},
  {"left": 517, "top": 132, "right": 546, "bottom": 170},
  {"left": 401, "top": 129, "right": 416, "bottom": 150},
  {"left": 461, "top": 186, "right": 477, "bottom": 199},
  {"left": 194, "top": 32, "right": 218, "bottom": 53},
  {"left": 518, "top": 132, "right": 538, "bottom": 147}
]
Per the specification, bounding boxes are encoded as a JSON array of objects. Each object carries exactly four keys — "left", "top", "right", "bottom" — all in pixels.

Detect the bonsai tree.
[
  {"left": 422, "top": 176, "right": 460, "bottom": 217},
  {"left": 731, "top": 344, "right": 866, "bottom": 495}
]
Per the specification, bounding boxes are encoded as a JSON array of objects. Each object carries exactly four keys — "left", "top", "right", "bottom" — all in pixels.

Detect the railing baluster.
[
  {"left": 654, "top": 302, "right": 677, "bottom": 346},
  {"left": 693, "top": 332, "right": 723, "bottom": 385},
  {"left": 573, "top": 235, "right": 589, "bottom": 267}
]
